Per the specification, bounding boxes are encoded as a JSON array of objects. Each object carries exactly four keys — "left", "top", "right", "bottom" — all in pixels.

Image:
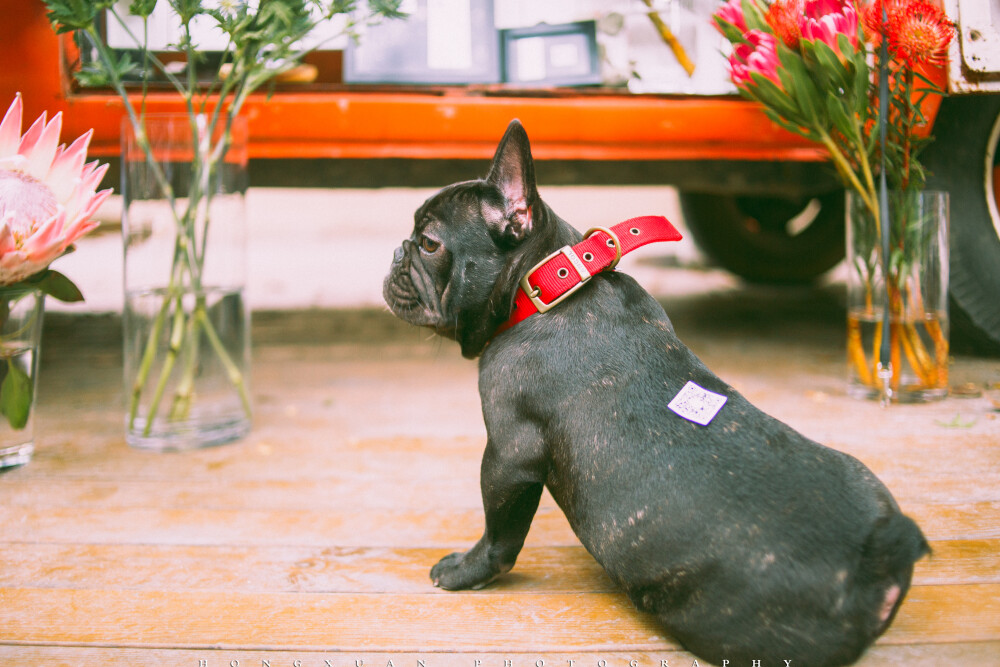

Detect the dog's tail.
[{"left": 857, "top": 510, "right": 931, "bottom": 637}]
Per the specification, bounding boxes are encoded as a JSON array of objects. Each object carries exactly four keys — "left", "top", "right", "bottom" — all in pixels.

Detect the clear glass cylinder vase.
[
  {"left": 121, "top": 113, "right": 251, "bottom": 450},
  {"left": 846, "top": 189, "right": 950, "bottom": 403},
  {"left": 0, "top": 287, "right": 44, "bottom": 469}
]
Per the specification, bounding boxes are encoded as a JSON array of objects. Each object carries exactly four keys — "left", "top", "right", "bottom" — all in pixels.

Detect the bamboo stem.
[{"left": 640, "top": 0, "right": 696, "bottom": 77}]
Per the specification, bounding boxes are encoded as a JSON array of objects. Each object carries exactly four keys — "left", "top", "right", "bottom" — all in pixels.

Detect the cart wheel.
[
  {"left": 679, "top": 190, "right": 845, "bottom": 284},
  {"left": 923, "top": 95, "right": 1000, "bottom": 355}
]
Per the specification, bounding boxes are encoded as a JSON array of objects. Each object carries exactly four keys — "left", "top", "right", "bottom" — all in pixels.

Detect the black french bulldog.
[{"left": 382, "top": 120, "right": 929, "bottom": 667}]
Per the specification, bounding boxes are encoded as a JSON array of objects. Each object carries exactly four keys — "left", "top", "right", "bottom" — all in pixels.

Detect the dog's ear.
[{"left": 485, "top": 119, "right": 538, "bottom": 245}]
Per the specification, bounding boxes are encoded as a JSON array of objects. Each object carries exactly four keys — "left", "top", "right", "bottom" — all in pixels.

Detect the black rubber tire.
[
  {"left": 922, "top": 94, "right": 1000, "bottom": 355},
  {"left": 678, "top": 190, "right": 846, "bottom": 284}
]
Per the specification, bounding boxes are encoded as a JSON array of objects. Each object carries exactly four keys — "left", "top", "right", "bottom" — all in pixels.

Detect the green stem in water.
[
  {"left": 128, "top": 291, "right": 173, "bottom": 430},
  {"left": 142, "top": 292, "right": 189, "bottom": 437},
  {"left": 196, "top": 305, "right": 252, "bottom": 420},
  {"left": 169, "top": 296, "right": 204, "bottom": 423}
]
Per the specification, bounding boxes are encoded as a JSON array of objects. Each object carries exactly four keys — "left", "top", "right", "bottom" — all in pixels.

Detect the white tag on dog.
[{"left": 668, "top": 381, "right": 728, "bottom": 426}]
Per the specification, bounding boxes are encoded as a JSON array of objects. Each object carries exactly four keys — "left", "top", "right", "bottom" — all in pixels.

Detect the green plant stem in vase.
[{"left": 43, "top": 0, "right": 404, "bottom": 447}]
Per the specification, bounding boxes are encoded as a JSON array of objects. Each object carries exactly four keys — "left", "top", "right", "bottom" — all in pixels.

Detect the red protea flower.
[
  {"left": 863, "top": 0, "right": 954, "bottom": 66},
  {"left": 766, "top": 0, "right": 805, "bottom": 50}
]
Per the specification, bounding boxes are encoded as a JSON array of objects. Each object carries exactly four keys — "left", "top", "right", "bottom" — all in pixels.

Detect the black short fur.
[{"left": 383, "top": 120, "right": 929, "bottom": 667}]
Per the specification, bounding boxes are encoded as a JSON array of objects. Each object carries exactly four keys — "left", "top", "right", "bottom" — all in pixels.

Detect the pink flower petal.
[
  {"left": 0, "top": 155, "right": 26, "bottom": 172},
  {"left": 63, "top": 162, "right": 108, "bottom": 220},
  {"left": 0, "top": 215, "right": 17, "bottom": 254},
  {"left": 25, "top": 112, "right": 63, "bottom": 181},
  {"left": 77, "top": 187, "right": 111, "bottom": 222},
  {"left": 1, "top": 250, "right": 29, "bottom": 270},
  {"left": 46, "top": 130, "right": 94, "bottom": 184},
  {"left": 47, "top": 129, "right": 91, "bottom": 202},
  {"left": 16, "top": 111, "right": 47, "bottom": 159},
  {"left": 25, "top": 210, "right": 66, "bottom": 256},
  {"left": 0, "top": 94, "right": 23, "bottom": 159}
]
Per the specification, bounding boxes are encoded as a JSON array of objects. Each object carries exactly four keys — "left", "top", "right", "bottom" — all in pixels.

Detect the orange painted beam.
[
  {"left": 63, "top": 91, "right": 826, "bottom": 162},
  {"left": 3, "top": 0, "right": 940, "bottom": 165}
]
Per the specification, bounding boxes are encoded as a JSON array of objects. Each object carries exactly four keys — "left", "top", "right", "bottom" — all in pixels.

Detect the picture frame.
[
  {"left": 501, "top": 21, "right": 602, "bottom": 87},
  {"left": 344, "top": 0, "right": 501, "bottom": 85}
]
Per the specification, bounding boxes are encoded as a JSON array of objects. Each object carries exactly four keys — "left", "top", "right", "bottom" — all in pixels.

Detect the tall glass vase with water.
[
  {"left": 846, "top": 189, "right": 950, "bottom": 403},
  {"left": 121, "top": 114, "right": 251, "bottom": 450}
]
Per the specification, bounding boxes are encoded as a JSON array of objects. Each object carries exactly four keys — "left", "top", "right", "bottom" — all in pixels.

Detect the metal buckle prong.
[
  {"left": 518, "top": 227, "right": 623, "bottom": 315},
  {"left": 519, "top": 245, "right": 592, "bottom": 314}
]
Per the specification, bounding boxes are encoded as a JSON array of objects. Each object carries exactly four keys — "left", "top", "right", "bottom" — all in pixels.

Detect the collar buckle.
[
  {"left": 517, "top": 227, "right": 623, "bottom": 314},
  {"left": 519, "top": 246, "right": 589, "bottom": 314}
]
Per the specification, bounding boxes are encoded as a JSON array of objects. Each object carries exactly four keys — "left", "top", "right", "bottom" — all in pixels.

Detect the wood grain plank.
[
  {"left": 3, "top": 469, "right": 999, "bottom": 511},
  {"left": 0, "top": 506, "right": 572, "bottom": 548},
  {"left": 1, "top": 501, "right": 997, "bottom": 548},
  {"left": 0, "top": 541, "right": 994, "bottom": 595},
  {"left": 3, "top": 644, "right": 1000, "bottom": 667},
  {"left": 0, "top": 589, "right": 670, "bottom": 652},
  {"left": 0, "top": 585, "right": 997, "bottom": 651},
  {"left": 0, "top": 545, "right": 612, "bottom": 594},
  {"left": 21, "top": 421, "right": 1000, "bottom": 488}
]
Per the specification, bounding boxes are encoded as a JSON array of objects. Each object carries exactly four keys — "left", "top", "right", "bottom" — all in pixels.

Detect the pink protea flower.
[
  {"left": 0, "top": 94, "right": 110, "bottom": 286},
  {"left": 800, "top": 0, "right": 861, "bottom": 60},
  {"left": 729, "top": 30, "right": 783, "bottom": 89},
  {"left": 714, "top": 0, "right": 750, "bottom": 34}
]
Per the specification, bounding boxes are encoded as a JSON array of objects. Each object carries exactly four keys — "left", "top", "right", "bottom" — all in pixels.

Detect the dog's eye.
[{"left": 419, "top": 236, "right": 441, "bottom": 254}]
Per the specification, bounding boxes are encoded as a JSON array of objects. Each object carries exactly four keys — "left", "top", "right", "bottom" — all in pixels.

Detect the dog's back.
[{"left": 484, "top": 258, "right": 929, "bottom": 667}]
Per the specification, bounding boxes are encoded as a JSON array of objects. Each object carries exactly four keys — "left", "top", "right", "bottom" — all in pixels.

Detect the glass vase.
[
  {"left": 846, "top": 189, "right": 950, "bottom": 403},
  {"left": 121, "top": 113, "right": 252, "bottom": 451},
  {"left": 0, "top": 288, "right": 44, "bottom": 469}
]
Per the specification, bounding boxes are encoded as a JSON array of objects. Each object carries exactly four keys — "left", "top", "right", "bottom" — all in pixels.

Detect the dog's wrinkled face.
[{"left": 383, "top": 120, "right": 540, "bottom": 358}]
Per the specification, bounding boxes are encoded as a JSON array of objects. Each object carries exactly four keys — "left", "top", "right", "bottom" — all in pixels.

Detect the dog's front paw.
[{"left": 431, "top": 550, "right": 500, "bottom": 590}]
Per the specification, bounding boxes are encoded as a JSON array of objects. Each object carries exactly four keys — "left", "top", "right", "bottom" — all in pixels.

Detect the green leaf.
[
  {"left": 741, "top": 0, "right": 769, "bottom": 32},
  {"left": 750, "top": 74, "right": 805, "bottom": 124},
  {"left": 129, "top": 0, "right": 158, "bottom": 18},
  {"left": 936, "top": 413, "right": 978, "bottom": 429},
  {"left": 852, "top": 53, "right": 871, "bottom": 118},
  {"left": 713, "top": 17, "right": 748, "bottom": 45},
  {"left": 0, "top": 361, "right": 33, "bottom": 431},
  {"left": 169, "top": 0, "right": 204, "bottom": 24},
  {"left": 812, "top": 40, "right": 850, "bottom": 91},
  {"left": 367, "top": 0, "right": 406, "bottom": 19},
  {"left": 43, "top": 0, "right": 100, "bottom": 32},
  {"left": 761, "top": 108, "right": 820, "bottom": 141},
  {"left": 826, "top": 94, "right": 855, "bottom": 141},
  {"left": 777, "top": 46, "right": 826, "bottom": 126},
  {"left": 25, "top": 270, "right": 84, "bottom": 303}
]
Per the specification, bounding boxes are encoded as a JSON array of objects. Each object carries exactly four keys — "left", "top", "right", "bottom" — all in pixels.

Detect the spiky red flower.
[
  {"left": 863, "top": 0, "right": 954, "bottom": 66},
  {"left": 766, "top": 0, "right": 805, "bottom": 50}
]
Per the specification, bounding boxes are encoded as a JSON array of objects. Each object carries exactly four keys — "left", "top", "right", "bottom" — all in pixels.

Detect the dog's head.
[{"left": 383, "top": 120, "right": 568, "bottom": 358}]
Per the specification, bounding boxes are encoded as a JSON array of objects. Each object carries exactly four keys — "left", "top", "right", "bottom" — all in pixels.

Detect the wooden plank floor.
[{"left": 2, "top": 286, "right": 999, "bottom": 667}]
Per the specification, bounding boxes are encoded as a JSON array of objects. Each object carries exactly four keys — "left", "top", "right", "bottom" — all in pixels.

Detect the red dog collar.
[{"left": 497, "top": 215, "right": 683, "bottom": 334}]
